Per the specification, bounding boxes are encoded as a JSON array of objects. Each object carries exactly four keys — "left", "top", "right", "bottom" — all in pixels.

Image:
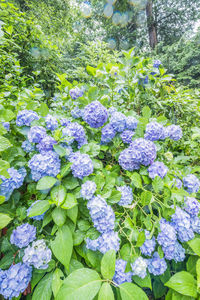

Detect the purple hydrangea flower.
[
  {"left": 101, "top": 124, "right": 116, "bottom": 144},
  {"left": 163, "top": 242, "right": 185, "bottom": 262},
  {"left": 83, "top": 101, "right": 108, "bottom": 128},
  {"left": 80, "top": 181, "right": 96, "bottom": 200},
  {"left": 86, "top": 231, "right": 120, "bottom": 254},
  {"left": 183, "top": 174, "right": 200, "bottom": 194},
  {"left": 62, "top": 122, "right": 87, "bottom": 148},
  {"left": 28, "top": 126, "right": 46, "bottom": 143},
  {"left": 148, "top": 161, "right": 168, "bottom": 179},
  {"left": 153, "top": 60, "right": 161, "bottom": 68},
  {"left": 117, "top": 185, "right": 133, "bottom": 206},
  {"left": 171, "top": 207, "right": 194, "bottom": 242},
  {"left": 23, "top": 239, "right": 52, "bottom": 269},
  {"left": 125, "top": 116, "right": 138, "bottom": 131},
  {"left": 110, "top": 112, "right": 126, "bottom": 132},
  {"left": 69, "top": 152, "right": 93, "bottom": 179},
  {"left": 45, "top": 114, "right": 58, "bottom": 131},
  {"left": 148, "top": 252, "right": 167, "bottom": 276},
  {"left": 157, "top": 219, "right": 177, "bottom": 248},
  {"left": 2, "top": 122, "right": 10, "bottom": 131},
  {"left": 69, "top": 87, "right": 84, "bottom": 99},
  {"left": 130, "top": 138, "right": 157, "bottom": 166},
  {"left": 108, "top": 107, "right": 117, "bottom": 116},
  {"left": 140, "top": 230, "right": 156, "bottom": 256},
  {"left": 191, "top": 217, "right": 200, "bottom": 234},
  {"left": 184, "top": 197, "right": 200, "bottom": 216},
  {"left": 71, "top": 107, "right": 83, "bottom": 119},
  {"left": 118, "top": 147, "right": 140, "bottom": 171},
  {"left": 28, "top": 151, "right": 61, "bottom": 181},
  {"left": 10, "top": 223, "right": 36, "bottom": 248},
  {"left": 37, "top": 135, "right": 57, "bottom": 153},
  {"left": 0, "top": 263, "right": 32, "bottom": 299},
  {"left": 16, "top": 110, "right": 39, "bottom": 127},
  {"left": 166, "top": 125, "right": 182, "bottom": 141},
  {"left": 113, "top": 259, "right": 132, "bottom": 285},
  {"left": 173, "top": 177, "right": 182, "bottom": 189},
  {"left": 22, "top": 140, "right": 35, "bottom": 153},
  {"left": 120, "top": 130, "right": 135, "bottom": 144},
  {"left": 60, "top": 118, "right": 71, "bottom": 127},
  {"left": 131, "top": 257, "right": 148, "bottom": 279},
  {"left": 27, "top": 200, "right": 47, "bottom": 220},
  {"left": 144, "top": 122, "right": 165, "bottom": 141}
]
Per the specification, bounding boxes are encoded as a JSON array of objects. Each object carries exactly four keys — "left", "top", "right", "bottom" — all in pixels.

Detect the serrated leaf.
[
  {"left": 131, "top": 173, "right": 142, "bottom": 188},
  {"left": 61, "top": 193, "right": 77, "bottom": 209},
  {"left": 152, "top": 176, "right": 164, "bottom": 193}
]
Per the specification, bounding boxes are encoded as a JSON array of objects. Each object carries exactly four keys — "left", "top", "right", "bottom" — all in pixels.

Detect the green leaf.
[
  {"left": 98, "top": 282, "right": 114, "bottom": 300},
  {"left": 101, "top": 250, "right": 116, "bottom": 280},
  {"left": 86, "top": 66, "right": 96, "bottom": 76},
  {"left": 107, "top": 190, "right": 121, "bottom": 204},
  {"left": 136, "top": 231, "right": 145, "bottom": 247},
  {"left": 38, "top": 103, "right": 49, "bottom": 117},
  {"left": 63, "top": 176, "right": 79, "bottom": 190},
  {"left": 55, "top": 268, "right": 102, "bottom": 300},
  {"left": 188, "top": 238, "right": 200, "bottom": 256},
  {"left": 131, "top": 173, "right": 142, "bottom": 188},
  {"left": 0, "top": 136, "right": 12, "bottom": 152},
  {"left": 152, "top": 176, "right": 164, "bottom": 193},
  {"left": 32, "top": 272, "right": 53, "bottom": 300},
  {"left": 51, "top": 185, "right": 66, "bottom": 206},
  {"left": 88, "top": 87, "right": 98, "bottom": 101},
  {"left": 53, "top": 145, "right": 67, "bottom": 157},
  {"left": 51, "top": 225, "right": 73, "bottom": 270},
  {"left": 196, "top": 259, "right": 200, "bottom": 290},
  {"left": 133, "top": 273, "right": 152, "bottom": 290},
  {"left": 36, "top": 176, "right": 57, "bottom": 190},
  {"left": 0, "top": 109, "right": 15, "bottom": 122},
  {"left": 165, "top": 271, "right": 197, "bottom": 298},
  {"left": 120, "top": 282, "right": 148, "bottom": 300},
  {"left": 142, "top": 106, "right": 151, "bottom": 119},
  {"left": 52, "top": 268, "right": 64, "bottom": 298},
  {"left": 61, "top": 193, "right": 77, "bottom": 209},
  {"left": 0, "top": 252, "right": 14, "bottom": 269},
  {"left": 28, "top": 200, "right": 50, "bottom": 218},
  {"left": 0, "top": 213, "right": 12, "bottom": 229},
  {"left": 66, "top": 206, "right": 78, "bottom": 224},
  {"left": 52, "top": 207, "right": 67, "bottom": 227},
  {"left": 141, "top": 191, "right": 152, "bottom": 206}
]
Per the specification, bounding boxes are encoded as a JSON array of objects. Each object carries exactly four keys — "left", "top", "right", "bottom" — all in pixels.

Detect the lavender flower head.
[
  {"left": 71, "top": 107, "right": 83, "bottom": 119},
  {"left": 118, "top": 147, "right": 140, "bottom": 171},
  {"left": 10, "top": 223, "right": 36, "bottom": 248},
  {"left": 28, "top": 126, "right": 46, "bottom": 143},
  {"left": 131, "top": 257, "right": 148, "bottom": 279},
  {"left": 166, "top": 125, "right": 182, "bottom": 141},
  {"left": 191, "top": 217, "right": 200, "bottom": 234},
  {"left": 60, "top": 118, "right": 71, "bottom": 127},
  {"left": 69, "top": 152, "right": 93, "bottom": 179},
  {"left": 83, "top": 101, "right": 108, "bottom": 128},
  {"left": 45, "top": 114, "right": 58, "bottom": 131},
  {"left": 144, "top": 122, "right": 165, "bottom": 141},
  {"left": 130, "top": 138, "right": 157, "bottom": 166},
  {"left": 22, "top": 140, "right": 35, "bottom": 153},
  {"left": 184, "top": 197, "right": 200, "bottom": 216},
  {"left": 37, "top": 135, "right": 57, "bottom": 153},
  {"left": 69, "top": 87, "right": 84, "bottom": 99},
  {"left": 148, "top": 161, "right": 168, "bottom": 179},
  {"left": 148, "top": 252, "right": 167, "bottom": 275},
  {"left": 171, "top": 207, "right": 194, "bottom": 242},
  {"left": 126, "top": 116, "right": 138, "bottom": 130},
  {"left": 157, "top": 219, "right": 177, "bottom": 248},
  {"left": 62, "top": 122, "right": 87, "bottom": 148},
  {"left": 2, "top": 122, "right": 10, "bottom": 131},
  {"left": 27, "top": 200, "right": 47, "bottom": 220},
  {"left": 120, "top": 130, "right": 135, "bottom": 144},
  {"left": 173, "top": 177, "right": 182, "bottom": 189},
  {"left": 101, "top": 124, "right": 116, "bottom": 144},
  {"left": 140, "top": 230, "right": 156, "bottom": 256},
  {"left": 117, "top": 185, "right": 133, "bottom": 206},
  {"left": 16, "top": 110, "right": 39, "bottom": 127},
  {"left": 183, "top": 174, "right": 200, "bottom": 194},
  {"left": 110, "top": 111, "right": 126, "bottom": 132},
  {"left": 108, "top": 107, "right": 117, "bottom": 116},
  {"left": 80, "top": 181, "right": 96, "bottom": 200},
  {"left": 113, "top": 259, "right": 132, "bottom": 285},
  {"left": 153, "top": 60, "right": 161, "bottom": 68},
  {"left": 86, "top": 231, "right": 120, "bottom": 254}
]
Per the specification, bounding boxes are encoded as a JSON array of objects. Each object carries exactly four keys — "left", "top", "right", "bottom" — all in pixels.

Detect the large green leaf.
[
  {"left": 196, "top": 259, "right": 200, "bottom": 290},
  {"left": 0, "top": 109, "right": 15, "bottom": 122},
  {"left": 165, "top": 271, "right": 197, "bottom": 298},
  {"left": 152, "top": 176, "right": 164, "bottom": 193},
  {"left": 32, "top": 272, "right": 53, "bottom": 300},
  {"left": 98, "top": 282, "right": 114, "bottom": 300},
  {"left": 66, "top": 206, "right": 78, "bottom": 224},
  {"left": 131, "top": 172, "right": 142, "bottom": 188},
  {"left": 52, "top": 268, "right": 64, "bottom": 298},
  {"left": 188, "top": 238, "right": 200, "bottom": 256},
  {"left": 133, "top": 273, "right": 152, "bottom": 290},
  {"left": 51, "top": 225, "right": 73, "bottom": 270},
  {"left": 120, "top": 282, "right": 148, "bottom": 300},
  {"left": 51, "top": 185, "right": 66, "bottom": 206},
  {"left": 0, "top": 213, "right": 12, "bottom": 229},
  {"left": 36, "top": 176, "right": 57, "bottom": 190},
  {"left": 28, "top": 200, "right": 50, "bottom": 217},
  {"left": 55, "top": 268, "right": 102, "bottom": 300},
  {"left": 61, "top": 193, "right": 77, "bottom": 209},
  {"left": 101, "top": 250, "right": 116, "bottom": 280},
  {"left": 0, "top": 136, "right": 12, "bottom": 152},
  {"left": 52, "top": 207, "right": 67, "bottom": 227}
]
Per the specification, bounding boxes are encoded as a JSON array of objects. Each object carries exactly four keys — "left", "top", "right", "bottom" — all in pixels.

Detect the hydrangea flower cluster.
[
  {"left": 120, "top": 130, "right": 134, "bottom": 144},
  {"left": 27, "top": 200, "right": 47, "bottom": 220},
  {"left": 37, "top": 135, "right": 57, "bottom": 153},
  {"left": 110, "top": 111, "right": 126, "bottom": 132},
  {"left": 101, "top": 124, "right": 116, "bottom": 144},
  {"left": 171, "top": 207, "right": 194, "bottom": 242},
  {"left": 131, "top": 257, "right": 148, "bottom": 279},
  {"left": 16, "top": 110, "right": 39, "bottom": 127},
  {"left": 28, "top": 151, "right": 61, "bottom": 181},
  {"left": 113, "top": 259, "right": 132, "bottom": 285},
  {"left": 148, "top": 161, "right": 168, "bottom": 179},
  {"left": 108, "top": 106, "right": 117, "bottom": 115},
  {"left": 80, "top": 181, "right": 96, "bottom": 200},
  {"left": 71, "top": 107, "right": 83, "bottom": 119},
  {"left": 125, "top": 116, "right": 138, "bottom": 130},
  {"left": 118, "top": 147, "right": 140, "bottom": 171},
  {"left": 60, "top": 118, "right": 71, "bottom": 127},
  {"left": 10, "top": 223, "right": 36, "bottom": 248},
  {"left": 173, "top": 177, "right": 182, "bottom": 189},
  {"left": 2, "top": 122, "right": 10, "bottom": 131},
  {"left": 28, "top": 126, "right": 46, "bottom": 143},
  {"left": 62, "top": 122, "right": 87, "bottom": 148},
  {"left": 153, "top": 60, "right": 161, "bottom": 68},
  {"left": 157, "top": 219, "right": 177, "bottom": 260},
  {"left": 140, "top": 231, "right": 156, "bottom": 256},
  {"left": 0, "top": 263, "right": 32, "bottom": 299},
  {"left": 0, "top": 167, "right": 26, "bottom": 200},
  {"left": 69, "top": 87, "right": 84, "bottom": 99},
  {"left": 45, "top": 114, "right": 58, "bottom": 131},
  {"left": 144, "top": 122, "right": 166, "bottom": 141},
  {"left": 166, "top": 125, "right": 182, "bottom": 141},
  {"left": 148, "top": 252, "right": 167, "bottom": 276},
  {"left": 183, "top": 174, "right": 200, "bottom": 194},
  {"left": 86, "top": 231, "right": 120, "bottom": 254},
  {"left": 22, "top": 140, "right": 35, "bottom": 153},
  {"left": 184, "top": 197, "right": 200, "bottom": 216},
  {"left": 69, "top": 152, "right": 93, "bottom": 179},
  {"left": 117, "top": 185, "right": 133, "bottom": 206},
  {"left": 23, "top": 240, "right": 52, "bottom": 269},
  {"left": 83, "top": 101, "right": 108, "bottom": 128}
]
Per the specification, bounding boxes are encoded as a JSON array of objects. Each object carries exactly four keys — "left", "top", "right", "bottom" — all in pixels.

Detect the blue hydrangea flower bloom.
[
  {"left": 183, "top": 174, "right": 200, "bottom": 194},
  {"left": 166, "top": 125, "right": 182, "bottom": 141},
  {"left": 163, "top": 242, "right": 185, "bottom": 262},
  {"left": 108, "top": 107, "right": 117, "bottom": 116},
  {"left": 10, "top": 223, "right": 36, "bottom": 248},
  {"left": 45, "top": 114, "right": 58, "bottom": 131},
  {"left": 37, "top": 135, "right": 57, "bottom": 153},
  {"left": 27, "top": 200, "right": 47, "bottom": 220},
  {"left": 2, "top": 122, "right": 10, "bottom": 131},
  {"left": 148, "top": 161, "right": 168, "bottom": 179},
  {"left": 28, "top": 151, "right": 61, "bottom": 181},
  {"left": 144, "top": 122, "right": 165, "bottom": 141},
  {"left": 60, "top": 143, "right": 73, "bottom": 160},
  {"left": 69, "top": 152, "right": 93, "bottom": 179},
  {"left": 171, "top": 207, "right": 194, "bottom": 242},
  {"left": 62, "top": 122, "right": 87, "bottom": 148},
  {"left": 101, "top": 124, "right": 116, "bottom": 144},
  {"left": 140, "top": 230, "right": 156, "bottom": 256},
  {"left": 28, "top": 126, "right": 46, "bottom": 143},
  {"left": 22, "top": 140, "right": 35, "bottom": 153},
  {"left": 0, "top": 263, "right": 32, "bottom": 299},
  {"left": 120, "top": 130, "right": 135, "bottom": 144},
  {"left": 118, "top": 147, "right": 140, "bottom": 171},
  {"left": 130, "top": 138, "right": 157, "bottom": 166},
  {"left": 80, "top": 181, "right": 96, "bottom": 200},
  {"left": 117, "top": 185, "right": 133, "bottom": 206},
  {"left": 125, "top": 116, "right": 138, "bottom": 130},
  {"left": 157, "top": 219, "right": 177, "bottom": 248},
  {"left": 0, "top": 167, "right": 26, "bottom": 200},
  {"left": 131, "top": 257, "right": 148, "bottom": 279},
  {"left": 173, "top": 177, "right": 182, "bottom": 189},
  {"left": 153, "top": 60, "right": 161, "bottom": 68},
  {"left": 23, "top": 239, "right": 52, "bottom": 269},
  {"left": 69, "top": 87, "right": 84, "bottom": 99},
  {"left": 191, "top": 217, "right": 200, "bottom": 234},
  {"left": 184, "top": 197, "right": 200, "bottom": 216},
  {"left": 16, "top": 110, "right": 39, "bottom": 127},
  {"left": 86, "top": 231, "right": 120, "bottom": 254},
  {"left": 71, "top": 107, "right": 83, "bottom": 119},
  {"left": 113, "top": 259, "right": 132, "bottom": 285},
  {"left": 110, "top": 112, "right": 126, "bottom": 132},
  {"left": 148, "top": 252, "right": 167, "bottom": 276},
  {"left": 83, "top": 101, "right": 108, "bottom": 128},
  {"left": 60, "top": 118, "right": 71, "bottom": 127}
]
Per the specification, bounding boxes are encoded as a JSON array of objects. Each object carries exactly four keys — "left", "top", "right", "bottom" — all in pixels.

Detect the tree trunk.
[{"left": 146, "top": 0, "right": 157, "bottom": 49}]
